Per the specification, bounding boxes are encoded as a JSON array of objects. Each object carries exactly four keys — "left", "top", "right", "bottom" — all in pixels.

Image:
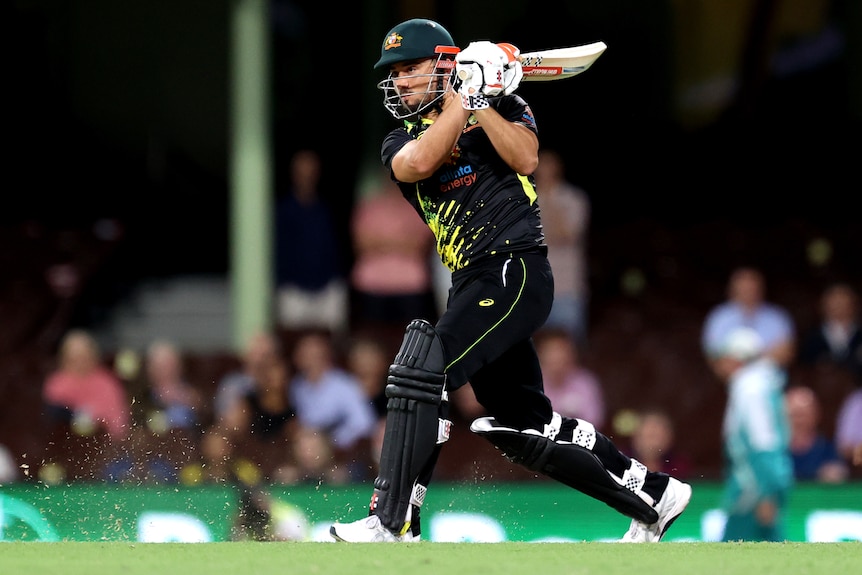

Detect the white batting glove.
[{"left": 455, "top": 41, "right": 509, "bottom": 97}]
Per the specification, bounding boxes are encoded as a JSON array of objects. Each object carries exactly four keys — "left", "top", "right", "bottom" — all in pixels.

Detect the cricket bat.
[
  {"left": 519, "top": 41, "right": 607, "bottom": 81},
  {"left": 455, "top": 41, "right": 607, "bottom": 83}
]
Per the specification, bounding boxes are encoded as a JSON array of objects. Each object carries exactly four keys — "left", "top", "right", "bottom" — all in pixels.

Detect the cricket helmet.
[
  {"left": 374, "top": 18, "right": 455, "bottom": 69},
  {"left": 375, "top": 19, "right": 458, "bottom": 120}
]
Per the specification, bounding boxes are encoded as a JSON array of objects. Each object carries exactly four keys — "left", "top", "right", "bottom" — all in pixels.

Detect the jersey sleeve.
[
  {"left": 493, "top": 94, "right": 538, "bottom": 135},
  {"left": 381, "top": 128, "right": 413, "bottom": 175}
]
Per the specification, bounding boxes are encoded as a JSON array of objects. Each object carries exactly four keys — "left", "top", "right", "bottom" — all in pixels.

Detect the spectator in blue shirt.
[
  {"left": 785, "top": 385, "right": 848, "bottom": 483},
  {"left": 288, "top": 329, "right": 377, "bottom": 480},
  {"left": 702, "top": 266, "right": 796, "bottom": 383}
]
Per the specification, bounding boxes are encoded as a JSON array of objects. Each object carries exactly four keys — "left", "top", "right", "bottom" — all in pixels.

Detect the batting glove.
[{"left": 455, "top": 41, "right": 510, "bottom": 97}]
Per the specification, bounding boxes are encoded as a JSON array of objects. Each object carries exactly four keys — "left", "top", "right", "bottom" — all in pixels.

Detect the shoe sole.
[
  {"left": 329, "top": 524, "right": 416, "bottom": 543},
  {"left": 657, "top": 482, "right": 692, "bottom": 541}
]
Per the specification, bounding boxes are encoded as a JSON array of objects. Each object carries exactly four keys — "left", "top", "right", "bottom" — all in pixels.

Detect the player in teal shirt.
[{"left": 719, "top": 327, "right": 793, "bottom": 541}]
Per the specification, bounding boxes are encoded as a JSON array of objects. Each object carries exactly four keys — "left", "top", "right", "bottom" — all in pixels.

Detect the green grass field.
[{"left": 2, "top": 541, "right": 861, "bottom": 575}]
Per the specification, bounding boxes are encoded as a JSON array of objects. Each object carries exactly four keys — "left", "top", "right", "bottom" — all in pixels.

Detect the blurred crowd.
[{"left": 2, "top": 149, "right": 861, "bottom": 542}]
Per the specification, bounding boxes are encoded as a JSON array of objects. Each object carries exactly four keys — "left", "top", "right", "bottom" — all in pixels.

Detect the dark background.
[
  {"left": 3, "top": 0, "right": 861, "bottom": 478},
  {"left": 7, "top": 1, "right": 859, "bottom": 275}
]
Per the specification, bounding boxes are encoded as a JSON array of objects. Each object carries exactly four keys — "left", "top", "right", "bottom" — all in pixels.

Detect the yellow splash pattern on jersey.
[
  {"left": 417, "top": 173, "right": 535, "bottom": 272},
  {"left": 519, "top": 173, "right": 537, "bottom": 204},
  {"left": 419, "top": 193, "right": 468, "bottom": 271}
]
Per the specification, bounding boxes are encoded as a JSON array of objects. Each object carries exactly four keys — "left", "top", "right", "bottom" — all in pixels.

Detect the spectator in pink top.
[
  {"left": 350, "top": 169, "right": 437, "bottom": 336},
  {"left": 535, "top": 327, "right": 606, "bottom": 430},
  {"left": 42, "top": 329, "right": 130, "bottom": 440}
]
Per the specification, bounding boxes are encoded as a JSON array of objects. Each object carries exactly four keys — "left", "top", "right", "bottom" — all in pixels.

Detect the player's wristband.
[{"left": 460, "top": 92, "right": 489, "bottom": 110}]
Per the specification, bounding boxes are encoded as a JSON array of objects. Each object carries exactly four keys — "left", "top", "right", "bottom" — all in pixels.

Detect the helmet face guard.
[{"left": 377, "top": 47, "right": 457, "bottom": 120}]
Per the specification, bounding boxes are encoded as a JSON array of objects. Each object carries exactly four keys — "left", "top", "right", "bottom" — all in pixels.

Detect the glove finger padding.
[
  {"left": 502, "top": 61, "right": 523, "bottom": 95},
  {"left": 497, "top": 43, "right": 523, "bottom": 95}
]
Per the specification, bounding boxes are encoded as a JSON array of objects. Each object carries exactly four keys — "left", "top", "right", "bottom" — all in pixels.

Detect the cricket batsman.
[{"left": 330, "top": 18, "right": 691, "bottom": 543}]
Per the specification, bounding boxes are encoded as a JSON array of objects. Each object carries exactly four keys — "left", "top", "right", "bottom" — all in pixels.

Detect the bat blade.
[{"left": 519, "top": 41, "right": 607, "bottom": 81}]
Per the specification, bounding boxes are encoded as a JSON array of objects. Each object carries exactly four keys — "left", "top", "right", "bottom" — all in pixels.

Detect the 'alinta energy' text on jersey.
[{"left": 382, "top": 94, "right": 546, "bottom": 272}]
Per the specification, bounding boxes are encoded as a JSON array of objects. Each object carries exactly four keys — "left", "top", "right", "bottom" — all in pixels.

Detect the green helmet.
[{"left": 374, "top": 18, "right": 455, "bottom": 69}]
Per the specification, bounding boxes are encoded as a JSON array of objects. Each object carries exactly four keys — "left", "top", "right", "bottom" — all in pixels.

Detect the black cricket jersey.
[{"left": 381, "top": 94, "right": 546, "bottom": 273}]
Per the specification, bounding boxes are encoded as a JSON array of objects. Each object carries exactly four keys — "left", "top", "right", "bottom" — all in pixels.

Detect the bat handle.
[{"left": 457, "top": 69, "right": 471, "bottom": 81}]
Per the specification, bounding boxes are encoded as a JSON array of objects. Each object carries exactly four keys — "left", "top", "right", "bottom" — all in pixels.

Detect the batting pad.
[{"left": 372, "top": 320, "right": 451, "bottom": 533}]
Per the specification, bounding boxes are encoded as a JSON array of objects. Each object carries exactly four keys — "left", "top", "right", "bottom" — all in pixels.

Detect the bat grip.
[{"left": 457, "top": 68, "right": 472, "bottom": 81}]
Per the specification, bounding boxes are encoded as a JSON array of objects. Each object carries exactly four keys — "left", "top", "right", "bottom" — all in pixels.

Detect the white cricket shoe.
[
  {"left": 329, "top": 515, "right": 418, "bottom": 543},
  {"left": 620, "top": 477, "right": 692, "bottom": 542}
]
